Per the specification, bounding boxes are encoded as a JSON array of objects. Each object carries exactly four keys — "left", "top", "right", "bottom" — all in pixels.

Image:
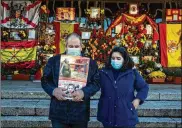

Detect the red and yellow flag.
[
  {"left": 159, "top": 24, "right": 181, "bottom": 67},
  {"left": 1, "top": 40, "right": 37, "bottom": 68},
  {"left": 54, "top": 22, "right": 80, "bottom": 54}
]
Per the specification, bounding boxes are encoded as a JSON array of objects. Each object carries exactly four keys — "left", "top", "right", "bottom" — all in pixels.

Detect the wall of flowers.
[{"left": 83, "top": 5, "right": 166, "bottom": 82}]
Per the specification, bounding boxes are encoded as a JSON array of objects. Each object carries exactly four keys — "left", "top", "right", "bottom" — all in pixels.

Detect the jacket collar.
[{"left": 101, "top": 68, "right": 133, "bottom": 80}]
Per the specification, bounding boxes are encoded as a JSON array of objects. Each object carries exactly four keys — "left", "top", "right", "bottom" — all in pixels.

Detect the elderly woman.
[{"left": 97, "top": 47, "right": 149, "bottom": 128}]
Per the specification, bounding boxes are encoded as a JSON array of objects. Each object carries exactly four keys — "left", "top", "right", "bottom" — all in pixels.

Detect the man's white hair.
[{"left": 66, "top": 33, "right": 82, "bottom": 46}]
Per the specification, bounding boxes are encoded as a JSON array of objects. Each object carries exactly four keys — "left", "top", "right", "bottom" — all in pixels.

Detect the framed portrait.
[
  {"left": 28, "top": 29, "right": 36, "bottom": 39},
  {"left": 10, "top": 31, "right": 21, "bottom": 40},
  {"left": 56, "top": 8, "right": 75, "bottom": 21},
  {"left": 90, "top": 7, "right": 100, "bottom": 18},
  {"left": 81, "top": 32, "right": 91, "bottom": 40},
  {"left": 115, "top": 23, "right": 123, "bottom": 34},
  {"left": 131, "top": 56, "right": 140, "bottom": 64},
  {"left": 173, "top": 14, "right": 178, "bottom": 21},
  {"left": 146, "top": 24, "right": 153, "bottom": 35},
  {"left": 129, "top": 4, "right": 138, "bottom": 15}
]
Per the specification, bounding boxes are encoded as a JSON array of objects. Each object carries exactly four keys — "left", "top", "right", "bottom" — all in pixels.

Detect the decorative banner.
[
  {"left": 106, "top": 13, "right": 159, "bottom": 43},
  {"left": 1, "top": 1, "right": 41, "bottom": 28},
  {"left": 1, "top": 40, "right": 37, "bottom": 68},
  {"left": 106, "top": 15, "right": 123, "bottom": 35},
  {"left": 159, "top": 23, "right": 181, "bottom": 67},
  {"left": 54, "top": 22, "right": 80, "bottom": 54},
  {"left": 123, "top": 14, "right": 146, "bottom": 25}
]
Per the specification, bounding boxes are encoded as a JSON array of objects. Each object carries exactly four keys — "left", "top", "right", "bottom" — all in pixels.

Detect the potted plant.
[
  {"left": 163, "top": 68, "right": 174, "bottom": 82},
  {"left": 148, "top": 70, "right": 166, "bottom": 83},
  {"left": 173, "top": 68, "right": 182, "bottom": 84}
]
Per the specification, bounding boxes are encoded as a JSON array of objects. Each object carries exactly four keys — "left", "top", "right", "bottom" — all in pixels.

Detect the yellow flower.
[
  {"left": 44, "top": 45, "right": 49, "bottom": 51},
  {"left": 51, "top": 45, "right": 56, "bottom": 50},
  {"left": 152, "top": 44, "right": 157, "bottom": 49}
]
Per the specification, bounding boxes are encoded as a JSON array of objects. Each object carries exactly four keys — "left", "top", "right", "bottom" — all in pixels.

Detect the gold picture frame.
[
  {"left": 56, "top": 8, "right": 75, "bottom": 21},
  {"left": 90, "top": 7, "right": 100, "bottom": 18}
]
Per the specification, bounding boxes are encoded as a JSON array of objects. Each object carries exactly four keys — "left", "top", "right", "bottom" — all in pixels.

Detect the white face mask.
[{"left": 67, "top": 48, "right": 81, "bottom": 56}]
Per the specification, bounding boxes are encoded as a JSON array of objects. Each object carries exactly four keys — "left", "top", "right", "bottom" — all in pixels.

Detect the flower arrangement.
[
  {"left": 127, "top": 47, "right": 140, "bottom": 55},
  {"left": 148, "top": 71, "right": 166, "bottom": 79},
  {"left": 38, "top": 23, "right": 56, "bottom": 54},
  {"left": 43, "top": 44, "right": 56, "bottom": 53},
  {"left": 40, "top": 4, "right": 50, "bottom": 22},
  {"left": 40, "top": 5, "right": 50, "bottom": 14},
  {"left": 137, "top": 56, "right": 163, "bottom": 79},
  {"left": 18, "top": 30, "right": 27, "bottom": 39},
  {"left": 2, "top": 30, "right": 9, "bottom": 41},
  {"left": 83, "top": 29, "right": 115, "bottom": 66},
  {"left": 121, "top": 24, "right": 147, "bottom": 55}
]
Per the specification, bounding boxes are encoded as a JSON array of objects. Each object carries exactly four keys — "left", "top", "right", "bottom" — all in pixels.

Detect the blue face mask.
[
  {"left": 67, "top": 48, "right": 81, "bottom": 56},
  {"left": 111, "top": 59, "right": 123, "bottom": 70}
]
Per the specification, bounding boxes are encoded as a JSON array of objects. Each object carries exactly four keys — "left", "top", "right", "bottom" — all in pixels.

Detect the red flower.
[
  {"left": 128, "top": 36, "right": 132, "bottom": 41},
  {"left": 128, "top": 41, "right": 134, "bottom": 47},
  {"left": 124, "top": 26, "right": 129, "bottom": 34},
  {"left": 137, "top": 33, "right": 142, "bottom": 39},
  {"left": 138, "top": 24, "right": 144, "bottom": 32},
  {"left": 142, "top": 29, "right": 147, "bottom": 34},
  {"left": 137, "top": 41, "right": 144, "bottom": 48}
]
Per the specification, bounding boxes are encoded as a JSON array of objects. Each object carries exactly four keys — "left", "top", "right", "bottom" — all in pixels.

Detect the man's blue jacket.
[{"left": 41, "top": 54, "right": 100, "bottom": 123}]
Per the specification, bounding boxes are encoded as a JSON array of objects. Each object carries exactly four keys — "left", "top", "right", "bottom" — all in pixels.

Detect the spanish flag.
[
  {"left": 53, "top": 22, "right": 80, "bottom": 54},
  {"left": 1, "top": 40, "right": 37, "bottom": 68},
  {"left": 159, "top": 24, "right": 182, "bottom": 67}
]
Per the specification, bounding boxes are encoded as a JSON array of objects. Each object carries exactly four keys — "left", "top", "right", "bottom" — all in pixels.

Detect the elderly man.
[{"left": 41, "top": 33, "right": 100, "bottom": 128}]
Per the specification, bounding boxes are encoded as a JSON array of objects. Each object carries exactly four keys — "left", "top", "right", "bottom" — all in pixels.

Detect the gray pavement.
[
  {"left": 1, "top": 80, "right": 181, "bottom": 128},
  {"left": 1, "top": 99, "right": 182, "bottom": 117}
]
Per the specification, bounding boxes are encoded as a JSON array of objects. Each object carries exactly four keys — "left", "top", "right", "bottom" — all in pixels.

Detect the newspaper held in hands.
[{"left": 58, "top": 55, "right": 90, "bottom": 100}]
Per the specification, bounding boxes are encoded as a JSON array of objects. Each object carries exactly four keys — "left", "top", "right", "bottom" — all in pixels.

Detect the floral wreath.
[{"left": 119, "top": 24, "right": 147, "bottom": 55}]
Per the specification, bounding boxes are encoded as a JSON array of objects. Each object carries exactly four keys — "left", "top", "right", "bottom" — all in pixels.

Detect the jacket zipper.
[{"left": 115, "top": 70, "right": 133, "bottom": 82}]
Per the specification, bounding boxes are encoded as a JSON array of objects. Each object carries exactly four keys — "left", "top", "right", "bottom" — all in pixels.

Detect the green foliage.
[
  {"left": 163, "top": 68, "right": 182, "bottom": 77},
  {"left": 1, "top": 67, "right": 13, "bottom": 75}
]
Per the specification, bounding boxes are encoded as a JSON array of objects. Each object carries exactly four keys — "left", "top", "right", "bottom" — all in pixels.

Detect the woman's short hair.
[{"left": 106, "top": 46, "right": 134, "bottom": 70}]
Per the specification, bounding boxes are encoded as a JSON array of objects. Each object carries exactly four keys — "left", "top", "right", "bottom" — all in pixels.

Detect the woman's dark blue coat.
[{"left": 97, "top": 68, "right": 149, "bottom": 127}]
